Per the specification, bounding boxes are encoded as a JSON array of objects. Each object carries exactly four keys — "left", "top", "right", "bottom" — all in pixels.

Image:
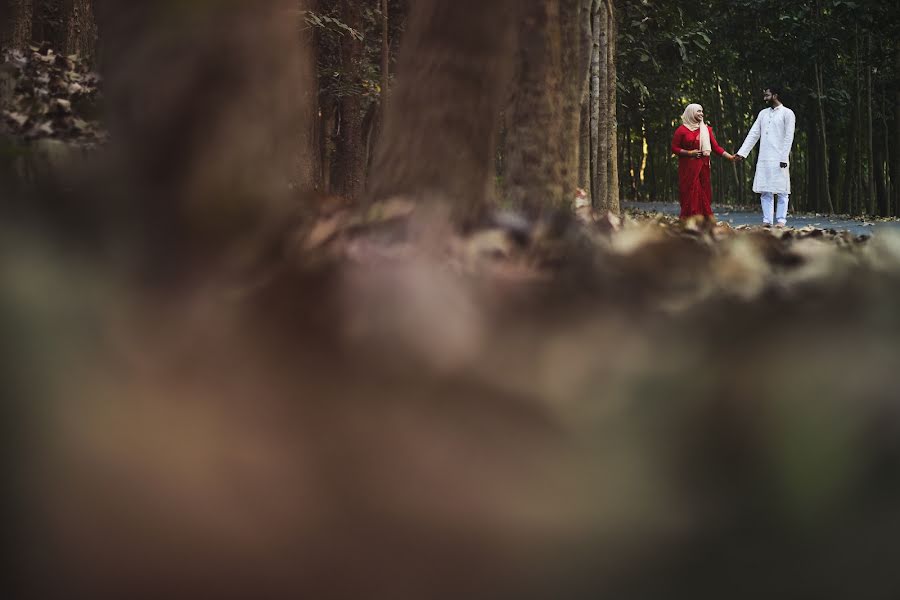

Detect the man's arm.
[
  {"left": 736, "top": 112, "right": 762, "bottom": 158},
  {"left": 779, "top": 109, "right": 796, "bottom": 167}
]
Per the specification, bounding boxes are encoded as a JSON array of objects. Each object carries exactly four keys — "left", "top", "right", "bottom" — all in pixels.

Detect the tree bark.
[
  {"left": 65, "top": 0, "right": 96, "bottom": 61},
  {"left": 367, "top": 0, "right": 519, "bottom": 226},
  {"left": 1, "top": 0, "right": 32, "bottom": 49},
  {"left": 866, "top": 39, "right": 875, "bottom": 215},
  {"left": 95, "top": 0, "right": 308, "bottom": 281},
  {"left": 296, "top": 0, "right": 321, "bottom": 192},
  {"left": 381, "top": 0, "right": 389, "bottom": 102},
  {"left": 895, "top": 46, "right": 900, "bottom": 216},
  {"left": 592, "top": 0, "right": 607, "bottom": 209},
  {"left": 814, "top": 60, "right": 835, "bottom": 214},
  {"left": 331, "top": 0, "right": 366, "bottom": 200},
  {"left": 502, "top": 0, "right": 565, "bottom": 216},
  {"left": 558, "top": 0, "right": 587, "bottom": 204},
  {"left": 577, "top": 0, "right": 592, "bottom": 192},
  {"left": 579, "top": 94, "right": 591, "bottom": 191},
  {"left": 30, "top": 0, "right": 96, "bottom": 61},
  {"left": 31, "top": 0, "right": 65, "bottom": 49},
  {"left": 606, "top": 0, "right": 619, "bottom": 214}
]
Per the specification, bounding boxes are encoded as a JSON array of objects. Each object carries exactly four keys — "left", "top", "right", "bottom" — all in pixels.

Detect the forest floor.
[
  {"left": 624, "top": 200, "right": 900, "bottom": 237},
  {"left": 622, "top": 201, "right": 900, "bottom": 236}
]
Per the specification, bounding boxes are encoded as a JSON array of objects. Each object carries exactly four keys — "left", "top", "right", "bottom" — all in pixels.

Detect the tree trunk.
[
  {"left": 31, "top": 0, "right": 66, "bottom": 49},
  {"left": 367, "top": 0, "right": 519, "bottom": 226},
  {"left": 883, "top": 85, "right": 892, "bottom": 217},
  {"left": 94, "top": 0, "right": 308, "bottom": 281},
  {"left": 65, "top": 0, "right": 96, "bottom": 61},
  {"left": 1, "top": 0, "right": 33, "bottom": 49},
  {"left": 557, "top": 0, "right": 585, "bottom": 204},
  {"left": 503, "top": 0, "right": 565, "bottom": 216},
  {"left": 380, "top": 0, "right": 389, "bottom": 102},
  {"left": 866, "top": 45, "right": 875, "bottom": 216},
  {"left": 577, "top": 0, "right": 592, "bottom": 192},
  {"left": 30, "top": 0, "right": 96, "bottom": 61},
  {"left": 331, "top": 0, "right": 366, "bottom": 200},
  {"left": 814, "top": 60, "right": 835, "bottom": 214},
  {"left": 895, "top": 46, "right": 900, "bottom": 216},
  {"left": 579, "top": 95, "right": 591, "bottom": 191},
  {"left": 296, "top": 0, "right": 321, "bottom": 192},
  {"left": 592, "top": 0, "right": 607, "bottom": 209},
  {"left": 606, "top": 0, "right": 619, "bottom": 214}
]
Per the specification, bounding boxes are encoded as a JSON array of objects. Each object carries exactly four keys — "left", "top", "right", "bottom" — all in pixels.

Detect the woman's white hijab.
[{"left": 681, "top": 103, "right": 711, "bottom": 156}]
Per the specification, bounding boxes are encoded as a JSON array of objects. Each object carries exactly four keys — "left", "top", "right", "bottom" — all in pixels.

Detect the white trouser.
[{"left": 760, "top": 192, "right": 789, "bottom": 225}]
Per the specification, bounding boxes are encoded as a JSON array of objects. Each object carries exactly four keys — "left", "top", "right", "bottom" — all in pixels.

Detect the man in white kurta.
[{"left": 735, "top": 88, "right": 796, "bottom": 227}]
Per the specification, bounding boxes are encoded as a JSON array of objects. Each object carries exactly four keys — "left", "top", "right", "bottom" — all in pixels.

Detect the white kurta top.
[{"left": 737, "top": 105, "right": 796, "bottom": 194}]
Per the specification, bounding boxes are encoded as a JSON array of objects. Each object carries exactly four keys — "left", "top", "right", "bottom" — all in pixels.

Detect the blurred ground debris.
[{"left": 1, "top": 45, "right": 105, "bottom": 147}]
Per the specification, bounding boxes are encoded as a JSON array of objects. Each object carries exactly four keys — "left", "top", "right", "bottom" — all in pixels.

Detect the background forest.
[{"left": 3, "top": 0, "right": 898, "bottom": 216}]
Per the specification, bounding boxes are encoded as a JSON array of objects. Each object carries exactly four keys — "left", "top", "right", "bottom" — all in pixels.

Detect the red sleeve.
[
  {"left": 708, "top": 126, "right": 725, "bottom": 156},
  {"left": 671, "top": 127, "right": 684, "bottom": 156}
]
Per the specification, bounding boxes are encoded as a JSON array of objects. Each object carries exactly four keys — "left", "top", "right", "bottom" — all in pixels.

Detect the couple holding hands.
[{"left": 672, "top": 86, "right": 796, "bottom": 227}]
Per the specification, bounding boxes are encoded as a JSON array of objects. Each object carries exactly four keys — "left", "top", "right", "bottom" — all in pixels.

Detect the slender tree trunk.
[
  {"left": 367, "top": 0, "right": 519, "bottom": 226},
  {"left": 367, "top": 0, "right": 389, "bottom": 181},
  {"left": 606, "top": 0, "right": 619, "bottom": 213},
  {"left": 65, "top": 0, "right": 96, "bottom": 61},
  {"left": 381, "top": 0, "right": 389, "bottom": 100},
  {"left": 814, "top": 60, "right": 835, "bottom": 214},
  {"left": 296, "top": 0, "right": 321, "bottom": 192},
  {"left": 579, "top": 96, "right": 591, "bottom": 191},
  {"left": 866, "top": 42, "right": 875, "bottom": 215},
  {"left": 1, "top": 0, "right": 33, "bottom": 49},
  {"left": 883, "top": 86, "right": 892, "bottom": 217},
  {"left": 592, "top": 0, "right": 607, "bottom": 209},
  {"left": 895, "top": 45, "right": 900, "bottom": 216},
  {"left": 807, "top": 117, "right": 819, "bottom": 212},
  {"left": 577, "top": 0, "right": 592, "bottom": 192},
  {"left": 331, "top": 0, "right": 366, "bottom": 200}
]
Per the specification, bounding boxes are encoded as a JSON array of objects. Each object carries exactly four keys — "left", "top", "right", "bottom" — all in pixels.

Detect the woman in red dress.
[{"left": 671, "top": 104, "right": 735, "bottom": 219}]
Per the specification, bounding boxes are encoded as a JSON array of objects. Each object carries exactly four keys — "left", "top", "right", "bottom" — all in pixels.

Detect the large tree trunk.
[
  {"left": 296, "top": 0, "right": 321, "bottom": 192},
  {"left": 503, "top": 0, "right": 565, "bottom": 217},
  {"left": 368, "top": 0, "right": 518, "bottom": 226},
  {"left": 331, "top": 0, "right": 366, "bottom": 200},
  {"left": 814, "top": 60, "right": 836, "bottom": 214},
  {"left": 558, "top": 0, "right": 587, "bottom": 204},
  {"left": 1, "top": 0, "right": 33, "bottom": 49},
  {"left": 94, "top": 0, "right": 308, "bottom": 281}
]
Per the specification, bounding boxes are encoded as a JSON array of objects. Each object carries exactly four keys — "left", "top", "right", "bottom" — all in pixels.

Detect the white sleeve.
[
  {"left": 737, "top": 112, "right": 762, "bottom": 158},
  {"left": 779, "top": 109, "right": 796, "bottom": 163}
]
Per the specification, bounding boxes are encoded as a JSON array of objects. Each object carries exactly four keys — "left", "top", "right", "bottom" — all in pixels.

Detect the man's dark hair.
[{"left": 765, "top": 85, "right": 782, "bottom": 99}]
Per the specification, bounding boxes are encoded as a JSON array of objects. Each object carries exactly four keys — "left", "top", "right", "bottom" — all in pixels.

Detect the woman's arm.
[
  {"left": 709, "top": 127, "right": 734, "bottom": 161},
  {"left": 671, "top": 127, "right": 684, "bottom": 156}
]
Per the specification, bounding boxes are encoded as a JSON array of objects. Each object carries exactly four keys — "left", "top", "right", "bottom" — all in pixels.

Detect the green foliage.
[{"left": 617, "top": 0, "right": 899, "bottom": 214}]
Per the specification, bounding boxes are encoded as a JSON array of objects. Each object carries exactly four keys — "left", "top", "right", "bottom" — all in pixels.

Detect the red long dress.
[{"left": 671, "top": 125, "right": 726, "bottom": 218}]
